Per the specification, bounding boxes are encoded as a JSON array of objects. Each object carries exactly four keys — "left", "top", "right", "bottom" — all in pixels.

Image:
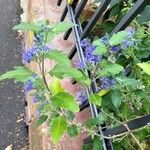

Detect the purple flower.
[
  {"left": 100, "top": 77, "right": 116, "bottom": 90},
  {"left": 125, "top": 27, "right": 135, "bottom": 37},
  {"left": 35, "top": 108, "right": 41, "bottom": 118},
  {"left": 24, "top": 80, "right": 34, "bottom": 92},
  {"left": 80, "top": 39, "right": 91, "bottom": 48},
  {"left": 111, "top": 46, "right": 121, "bottom": 53},
  {"left": 121, "top": 40, "right": 134, "bottom": 49},
  {"left": 32, "top": 96, "right": 39, "bottom": 104},
  {"left": 76, "top": 61, "right": 85, "bottom": 69},
  {"left": 76, "top": 91, "right": 87, "bottom": 104},
  {"left": 85, "top": 53, "right": 102, "bottom": 64}
]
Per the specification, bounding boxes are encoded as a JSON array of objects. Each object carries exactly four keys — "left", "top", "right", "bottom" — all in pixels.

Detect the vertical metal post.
[{"left": 57, "top": 0, "right": 63, "bottom": 6}]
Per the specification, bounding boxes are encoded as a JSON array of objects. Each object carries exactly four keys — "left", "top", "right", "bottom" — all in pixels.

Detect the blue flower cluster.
[
  {"left": 100, "top": 77, "right": 116, "bottom": 90},
  {"left": 24, "top": 79, "right": 34, "bottom": 92},
  {"left": 81, "top": 39, "right": 102, "bottom": 64},
  {"left": 76, "top": 91, "right": 87, "bottom": 104}
]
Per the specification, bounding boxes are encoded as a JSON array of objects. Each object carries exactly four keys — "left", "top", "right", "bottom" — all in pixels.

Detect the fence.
[{"left": 57, "top": 0, "right": 150, "bottom": 149}]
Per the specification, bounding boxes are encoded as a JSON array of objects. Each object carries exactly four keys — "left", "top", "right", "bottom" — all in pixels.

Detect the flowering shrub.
[{"left": 0, "top": 20, "right": 150, "bottom": 149}]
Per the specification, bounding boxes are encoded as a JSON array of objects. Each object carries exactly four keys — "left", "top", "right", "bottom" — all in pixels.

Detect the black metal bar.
[
  {"left": 57, "top": 0, "right": 63, "bottom": 6},
  {"left": 110, "top": 0, "right": 148, "bottom": 35},
  {"left": 103, "top": 114, "right": 150, "bottom": 137},
  {"left": 79, "top": 100, "right": 89, "bottom": 111},
  {"left": 64, "top": 0, "right": 88, "bottom": 40},
  {"left": 66, "top": 3, "right": 113, "bottom": 150},
  {"left": 60, "top": 5, "right": 68, "bottom": 22},
  {"left": 68, "top": 0, "right": 111, "bottom": 59}
]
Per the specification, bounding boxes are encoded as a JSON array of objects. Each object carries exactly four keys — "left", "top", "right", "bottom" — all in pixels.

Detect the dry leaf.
[{"left": 5, "top": 144, "right": 12, "bottom": 150}]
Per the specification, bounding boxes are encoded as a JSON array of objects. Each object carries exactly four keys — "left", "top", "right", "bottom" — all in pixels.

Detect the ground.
[{"left": 0, "top": 0, "right": 28, "bottom": 149}]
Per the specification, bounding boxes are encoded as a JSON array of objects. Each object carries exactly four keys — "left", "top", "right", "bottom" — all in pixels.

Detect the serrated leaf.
[
  {"left": 50, "top": 116, "right": 67, "bottom": 144},
  {"left": 67, "top": 125, "right": 79, "bottom": 137},
  {"left": 89, "top": 94, "right": 102, "bottom": 106},
  {"left": 50, "top": 64, "right": 91, "bottom": 86},
  {"left": 49, "top": 77, "right": 64, "bottom": 95},
  {"left": 13, "top": 22, "right": 40, "bottom": 32},
  {"left": 46, "top": 50, "right": 71, "bottom": 67},
  {"left": 66, "top": 110, "right": 75, "bottom": 121},
  {"left": 97, "top": 112, "right": 107, "bottom": 124},
  {"left": 137, "top": 63, "right": 150, "bottom": 75},
  {"left": 116, "top": 76, "right": 142, "bottom": 88},
  {"left": 51, "top": 92, "right": 79, "bottom": 112},
  {"left": 99, "top": 63, "right": 124, "bottom": 76},
  {"left": 109, "top": 31, "right": 128, "bottom": 46},
  {"left": 111, "top": 90, "right": 122, "bottom": 108},
  {"left": 93, "top": 43, "right": 107, "bottom": 55},
  {"left": 36, "top": 115, "right": 48, "bottom": 127},
  {"left": 52, "top": 21, "right": 74, "bottom": 34},
  {"left": 0, "top": 66, "right": 33, "bottom": 82},
  {"left": 86, "top": 117, "right": 98, "bottom": 129}
]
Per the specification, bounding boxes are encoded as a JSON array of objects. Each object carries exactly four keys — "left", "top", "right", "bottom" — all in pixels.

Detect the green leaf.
[
  {"left": 13, "top": 22, "right": 40, "bottom": 32},
  {"left": 97, "top": 112, "right": 107, "bottom": 124},
  {"left": 51, "top": 92, "right": 80, "bottom": 112},
  {"left": 46, "top": 50, "right": 71, "bottom": 67},
  {"left": 46, "top": 30, "right": 55, "bottom": 43},
  {"left": 89, "top": 94, "right": 102, "bottom": 106},
  {"left": 67, "top": 125, "right": 79, "bottom": 137},
  {"left": 116, "top": 76, "right": 142, "bottom": 88},
  {"left": 50, "top": 116, "right": 67, "bottom": 144},
  {"left": 50, "top": 64, "right": 91, "bottom": 86},
  {"left": 52, "top": 21, "right": 74, "bottom": 34},
  {"left": 109, "top": 0, "right": 122, "bottom": 9},
  {"left": 99, "top": 63, "right": 124, "bottom": 76},
  {"left": 111, "top": 90, "right": 122, "bottom": 108},
  {"left": 137, "top": 63, "right": 150, "bottom": 76},
  {"left": 66, "top": 110, "right": 75, "bottom": 121},
  {"left": 86, "top": 117, "right": 98, "bottom": 129},
  {"left": 92, "top": 43, "right": 107, "bottom": 55},
  {"left": 36, "top": 115, "right": 48, "bottom": 127},
  {"left": 93, "top": 136, "right": 102, "bottom": 150},
  {"left": 109, "top": 31, "right": 128, "bottom": 46},
  {"left": 0, "top": 66, "right": 33, "bottom": 82}
]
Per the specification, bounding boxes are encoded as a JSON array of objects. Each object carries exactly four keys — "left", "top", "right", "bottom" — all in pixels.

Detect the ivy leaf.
[
  {"left": 92, "top": 43, "right": 107, "bottom": 55},
  {"left": 89, "top": 94, "right": 102, "bottom": 106},
  {"left": 46, "top": 50, "right": 71, "bottom": 67},
  {"left": 111, "top": 90, "right": 122, "bottom": 108},
  {"left": 51, "top": 92, "right": 80, "bottom": 112},
  {"left": 50, "top": 116, "right": 67, "bottom": 144},
  {"left": 109, "top": 31, "right": 128, "bottom": 46},
  {"left": 67, "top": 125, "right": 79, "bottom": 137},
  {"left": 36, "top": 115, "right": 48, "bottom": 127},
  {"left": 13, "top": 22, "right": 40, "bottom": 32},
  {"left": 0, "top": 66, "right": 33, "bottom": 82},
  {"left": 52, "top": 21, "right": 74, "bottom": 34},
  {"left": 137, "top": 63, "right": 150, "bottom": 75}
]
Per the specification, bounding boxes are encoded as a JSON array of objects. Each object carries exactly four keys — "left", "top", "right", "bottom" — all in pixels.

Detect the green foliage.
[
  {"left": 111, "top": 90, "right": 122, "bottom": 108},
  {"left": 46, "top": 50, "right": 71, "bottom": 67},
  {"left": 36, "top": 115, "right": 48, "bottom": 127},
  {"left": 66, "top": 110, "right": 75, "bottom": 121},
  {"left": 50, "top": 116, "right": 67, "bottom": 144},
  {"left": 13, "top": 22, "right": 41, "bottom": 32},
  {"left": 0, "top": 66, "right": 33, "bottom": 82},
  {"left": 92, "top": 43, "right": 107, "bottom": 55},
  {"left": 137, "top": 63, "right": 150, "bottom": 75},
  {"left": 99, "top": 63, "right": 124, "bottom": 77},
  {"left": 51, "top": 92, "right": 80, "bottom": 112},
  {"left": 52, "top": 21, "right": 74, "bottom": 34},
  {"left": 86, "top": 117, "right": 98, "bottom": 129},
  {"left": 67, "top": 125, "right": 79, "bottom": 137},
  {"left": 109, "top": 31, "right": 128, "bottom": 46},
  {"left": 89, "top": 93, "right": 102, "bottom": 106},
  {"left": 97, "top": 112, "right": 108, "bottom": 124},
  {"left": 93, "top": 136, "right": 102, "bottom": 150}
]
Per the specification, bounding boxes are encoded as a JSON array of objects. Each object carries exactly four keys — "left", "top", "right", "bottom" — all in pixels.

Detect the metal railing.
[{"left": 57, "top": 0, "right": 150, "bottom": 149}]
